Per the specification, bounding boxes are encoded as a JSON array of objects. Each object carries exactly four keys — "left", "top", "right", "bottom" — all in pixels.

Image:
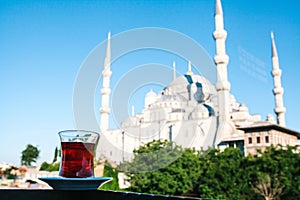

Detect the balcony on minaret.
[
  {"left": 214, "top": 54, "right": 229, "bottom": 65},
  {"left": 101, "top": 88, "right": 111, "bottom": 95},
  {"left": 272, "top": 87, "right": 283, "bottom": 95},
  {"left": 100, "top": 106, "right": 110, "bottom": 114},
  {"left": 272, "top": 69, "right": 282, "bottom": 77},
  {"left": 213, "top": 29, "right": 227, "bottom": 39},
  {"left": 215, "top": 81, "right": 230, "bottom": 91},
  {"left": 275, "top": 107, "right": 286, "bottom": 114},
  {"left": 102, "top": 69, "right": 112, "bottom": 77}
]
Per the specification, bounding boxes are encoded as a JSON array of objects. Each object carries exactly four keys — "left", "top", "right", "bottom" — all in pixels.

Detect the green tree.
[
  {"left": 120, "top": 140, "right": 202, "bottom": 196},
  {"left": 119, "top": 141, "right": 300, "bottom": 200},
  {"left": 249, "top": 145, "right": 300, "bottom": 200},
  {"left": 99, "top": 161, "right": 119, "bottom": 190},
  {"left": 197, "top": 148, "right": 252, "bottom": 200},
  {"left": 21, "top": 144, "right": 40, "bottom": 166},
  {"left": 39, "top": 161, "right": 60, "bottom": 172},
  {"left": 39, "top": 162, "right": 50, "bottom": 171},
  {"left": 5, "top": 166, "right": 18, "bottom": 179},
  {"left": 196, "top": 146, "right": 300, "bottom": 200}
]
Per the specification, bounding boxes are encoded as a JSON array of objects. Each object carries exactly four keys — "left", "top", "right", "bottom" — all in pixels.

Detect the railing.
[{"left": 0, "top": 189, "right": 202, "bottom": 200}]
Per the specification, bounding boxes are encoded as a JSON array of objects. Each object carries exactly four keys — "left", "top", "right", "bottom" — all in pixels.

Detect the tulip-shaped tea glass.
[{"left": 58, "top": 130, "right": 100, "bottom": 178}]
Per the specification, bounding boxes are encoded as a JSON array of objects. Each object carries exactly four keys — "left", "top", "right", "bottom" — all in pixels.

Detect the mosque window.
[
  {"left": 265, "top": 136, "right": 269, "bottom": 143},
  {"left": 248, "top": 137, "right": 252, "bottom": 144},
  {"left": 257, "top": 136, "right": 261, "bottom": 144}
]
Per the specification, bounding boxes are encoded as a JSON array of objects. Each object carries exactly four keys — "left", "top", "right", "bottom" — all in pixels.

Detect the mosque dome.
[{"left": 167, "top": 74, "right": 217, "bottom": 103}]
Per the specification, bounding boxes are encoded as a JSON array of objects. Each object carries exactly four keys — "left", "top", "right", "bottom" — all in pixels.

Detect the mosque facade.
[{"left": 98, "top": 0, "right": 300, "bottom": 163}]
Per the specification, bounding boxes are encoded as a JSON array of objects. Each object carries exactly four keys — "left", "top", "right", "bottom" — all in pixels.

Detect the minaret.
[
  {"left": 271, "top": 32, "right": 286, "bottom": 127},
  {"left": 100, "top": 32, "right": 112, "bottom": 132},
  {"left": 213, "top": 0, "right": 230, "bottom": 123}
]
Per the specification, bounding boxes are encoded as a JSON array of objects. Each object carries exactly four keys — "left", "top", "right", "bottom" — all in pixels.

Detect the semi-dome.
[
  {"left": 144, "top": 89, "right": 158, "bottom": 108},
  {"left": 146, "top": 89, "right": 157, "bottom": 98}
]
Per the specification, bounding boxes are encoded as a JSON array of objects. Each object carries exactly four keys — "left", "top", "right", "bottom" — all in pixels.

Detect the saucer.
[{"left": 38, "top": 177, "right": 112, "bottom": 190}]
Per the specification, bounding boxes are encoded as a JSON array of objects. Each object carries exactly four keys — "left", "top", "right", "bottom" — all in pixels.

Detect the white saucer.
[{"left": 38, "top": 177, "right": 112, "bottom": 190}]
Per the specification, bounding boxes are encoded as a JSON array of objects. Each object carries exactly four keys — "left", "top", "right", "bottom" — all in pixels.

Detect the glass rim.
[{"left": 58, "top": 130, "right": 100, "bottom": 137}]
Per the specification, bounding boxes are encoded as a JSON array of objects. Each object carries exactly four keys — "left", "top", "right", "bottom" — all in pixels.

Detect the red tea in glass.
[
  {"left": 58, "top": 130, "right": 99, "bottom": 178},
  {"left": 59, "top": 142, "right": 95, "bottom": 178}
]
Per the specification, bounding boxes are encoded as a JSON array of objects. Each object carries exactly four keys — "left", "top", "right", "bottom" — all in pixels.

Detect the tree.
[
  {"left": 196, "top": 146, "right": 300, "bottom": 200},
  {"left": 197, "top": 147, "right": 252, "bottom": 199},
  {"left": 119, "top": 142, "right": 300, "bottom": 200},
  {"left": 39, "top": 161, "right": 60, "bottom": 172},
  {"left": 4, "top": 166, "right": 19, "bottom": 179},
  {"left": 21, "top": 144, "right": 40, "bottom": 166},
  {"left": 99, "top": 161, "right": 119, "bottom": 190},
  {"left": 120, "top": 140, "right": 202, "bottom": 196},
  {"left": 251, "top": 173, "right": 284, "bottom": 200},
  {"left": 249, "top": 145, "right": 300, "bottom": 200}
]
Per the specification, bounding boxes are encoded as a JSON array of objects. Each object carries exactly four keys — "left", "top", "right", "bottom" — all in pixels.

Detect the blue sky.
[{"left": 0, "top": 0, "right": 299, "bottom": 165}]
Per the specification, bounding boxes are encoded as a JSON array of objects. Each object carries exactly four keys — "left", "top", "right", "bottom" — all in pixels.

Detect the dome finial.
[{"left": 186, "top": 61, "right": 193, "bottom": 75}]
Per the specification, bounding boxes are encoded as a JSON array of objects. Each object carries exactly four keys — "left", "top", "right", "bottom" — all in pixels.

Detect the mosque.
[{"left": 97, "top": 0, "right": 300, "bottom": 163}]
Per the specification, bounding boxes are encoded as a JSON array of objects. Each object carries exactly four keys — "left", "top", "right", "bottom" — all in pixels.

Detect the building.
[
  {"left": 240, "top": 122, "right": 300, "bottom": 155},
  {"left": 97, "top": 0, "right": 300, "bottom": 163}
]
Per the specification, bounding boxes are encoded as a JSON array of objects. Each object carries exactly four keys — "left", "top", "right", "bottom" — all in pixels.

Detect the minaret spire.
[
  {"left": 271, "top": 32, "right": 286, "bottom": 127},
  {"left": 271, "top": 32, "right": 278, "bottom": 57},
  {"left": 213, "top": 0, "right": 232, "bottom": 145},
  {"left": 215, "top": 0, "right": 223, "bottom": 16},
  {"left": 173, "top": 61, "right": 176, "bottom": 81},
  {"left": 131, "top": 105, "right": 135, "bottom": 117},
  {"left": 100, "top": 32, "right": 112, "bottom": 132}
]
